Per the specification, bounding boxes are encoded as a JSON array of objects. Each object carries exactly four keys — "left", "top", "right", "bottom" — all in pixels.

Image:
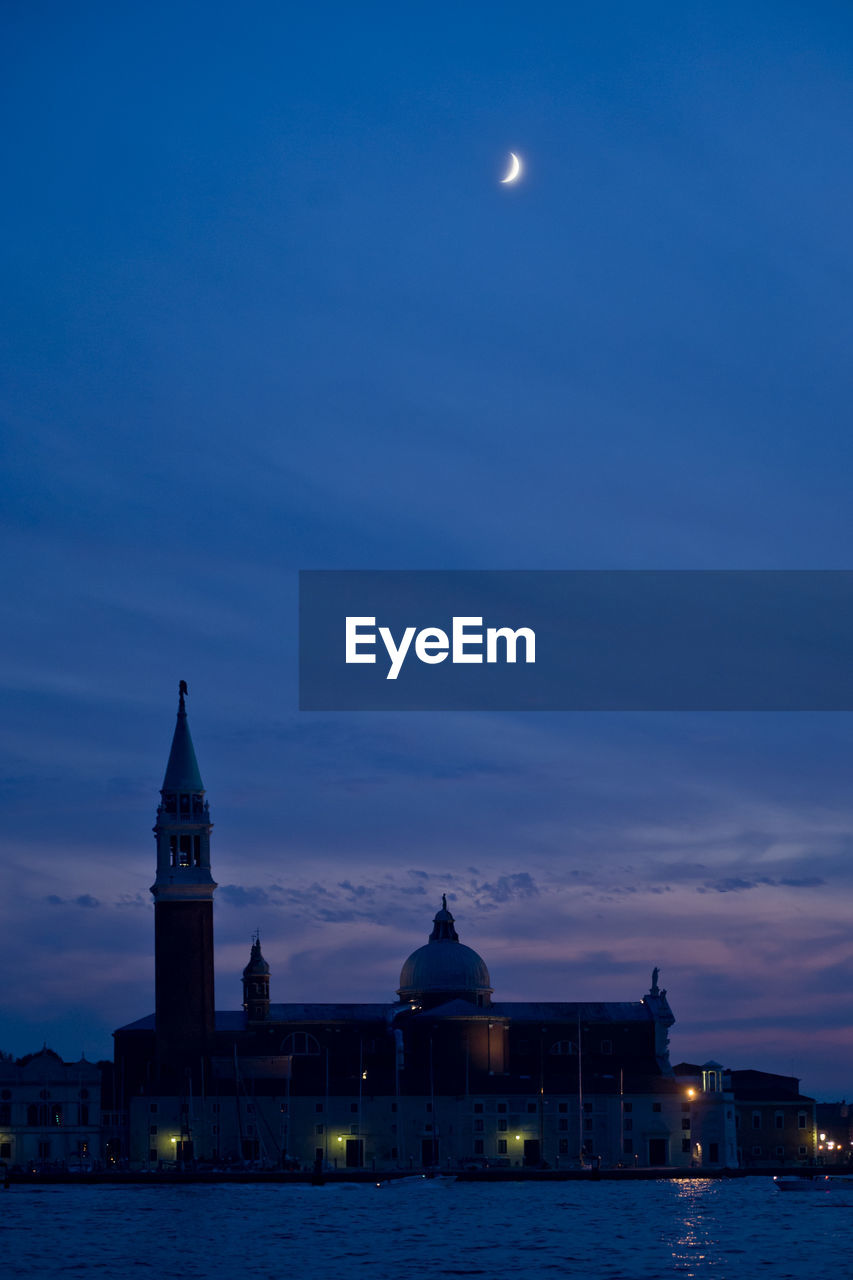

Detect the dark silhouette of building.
[
  {"left": 0, "top": 1048, "right": 102, "bottom": 1170},
  {"left": 113, "top": 688, "right": 742, "bottom": 1171},
  {"left": 151, "top": 681, "right": 216, "bottom": 1092}
]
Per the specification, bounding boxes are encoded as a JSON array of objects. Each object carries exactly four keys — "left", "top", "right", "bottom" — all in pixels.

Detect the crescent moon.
[{"left": 500, "top": 152, "right": 522, "bottom": 184}]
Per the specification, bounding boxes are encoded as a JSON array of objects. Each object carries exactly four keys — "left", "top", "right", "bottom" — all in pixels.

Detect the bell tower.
[
  {"left": 151, "top": 682, "right": 216, "bottom": 1090},
  {"left": 242, "top": 935, "right": 270, "bottom": 1023}
]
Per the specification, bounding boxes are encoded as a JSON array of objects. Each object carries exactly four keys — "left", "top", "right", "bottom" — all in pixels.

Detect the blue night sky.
[{"left": 3, "top": 1, "right": 853, "bottom": 1097}]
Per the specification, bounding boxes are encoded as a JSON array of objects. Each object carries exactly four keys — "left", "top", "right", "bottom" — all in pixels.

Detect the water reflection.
[
  {"left": 4, "top": 1179, "right": 852, "bottom": 1280},
  {"left": 667, "top": 1179, "right": 718, "bottom": 1277}
]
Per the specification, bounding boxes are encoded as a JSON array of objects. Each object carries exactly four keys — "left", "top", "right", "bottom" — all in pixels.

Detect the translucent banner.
[{"left": 298, "top": 570, "right": 853, "bottom": 711}]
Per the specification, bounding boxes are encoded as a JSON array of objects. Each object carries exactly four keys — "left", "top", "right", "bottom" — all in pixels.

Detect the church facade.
[{"left": 113, "top": 689, "right": 738, "bottom": 1171}]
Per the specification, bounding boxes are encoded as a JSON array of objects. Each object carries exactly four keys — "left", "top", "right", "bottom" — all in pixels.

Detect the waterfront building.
[
  {"left": 814, "top": 1100, "right": 852, "bottom": 1163},
  {"left": 113, "top": 688, "right": 735, "bottom": 1172},
  {"left": 672, "top": 1061, "right": 738, "bottom": 1167},
  {"left": 0, "top": 1047, "right": 102, "bottom": 1170},
  {"left": 728, "top": 1069, "right": 816, "bottom": 1167}
]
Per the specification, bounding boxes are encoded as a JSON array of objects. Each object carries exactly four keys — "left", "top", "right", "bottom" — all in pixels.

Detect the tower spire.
[
  {"left": 162, "top": 681, "right": 204, "bottom": 793},
  {"left": 151, "top": 684, "right": 216, "bottom": 1090}
]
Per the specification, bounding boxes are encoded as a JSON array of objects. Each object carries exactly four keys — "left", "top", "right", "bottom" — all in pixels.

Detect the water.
[{"left": 4, "top": 1178, "right": 852, "bottom": 1279}]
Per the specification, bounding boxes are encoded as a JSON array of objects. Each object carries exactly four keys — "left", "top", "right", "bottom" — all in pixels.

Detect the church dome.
[{"left": 397, "top": 897, "right": 492, "bottom": 1008}]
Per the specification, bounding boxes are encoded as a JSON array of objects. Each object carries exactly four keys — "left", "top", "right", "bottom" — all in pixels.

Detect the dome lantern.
[{"left": 397, "top": 898, "right": 492, "bottom": 1009}]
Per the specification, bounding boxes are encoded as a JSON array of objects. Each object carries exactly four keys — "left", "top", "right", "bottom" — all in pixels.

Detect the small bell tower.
[
  {"left": 242, "top": 934, "right": 270, "bottom": 1023},
  {"left": 151, "top": 682, "right": 216, "bottom": 1090}
]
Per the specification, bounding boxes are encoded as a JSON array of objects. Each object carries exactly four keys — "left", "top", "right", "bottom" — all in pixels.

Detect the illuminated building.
[
  {"left": 113, "top": 689, "right": 736, "bottom": 1171},
  {"left": 672, "top": 1061, "right": 738, "bottom": 1167},
  {"left": 814, "top": 1100, "right": 852, "bottom": 1164}
]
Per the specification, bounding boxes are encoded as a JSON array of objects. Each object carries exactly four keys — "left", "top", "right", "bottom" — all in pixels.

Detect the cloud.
[
  {"left": 697, "top": 875, "right": 825, "bottom": 894},
  {"left": 115, "top": 893, "right": 147, "bottom": 909},
  {"left": 314, "top": 906, "right": 371, "bottom": 923},
  {"left": 470, "top": 872, "right": 540, "bottom": 905},
  {"left": 44, "top": 893, "right": 100, "bottom": 908},
  {"left": 218, "top": 884, "right": 277, "bottom": 908},
  {"left": 698, "top": 877, "right": 763, "bottom": 894},
  {"left": 338, "top": 880, "right": 371, "bottom": 899}
]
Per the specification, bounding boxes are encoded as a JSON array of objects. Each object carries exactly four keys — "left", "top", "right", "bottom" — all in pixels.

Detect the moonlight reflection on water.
[{"left": 4, "top": 1178, "right": 852, "bottom": 1280}]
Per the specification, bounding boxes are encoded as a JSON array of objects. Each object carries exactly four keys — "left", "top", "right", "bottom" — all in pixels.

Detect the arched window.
[
  {"left": 281, "top": 1032, "right": 320, "bottom": 1056},
  {"left": 549, "top": 1040, "right": 577, "bottom": 1056}
]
